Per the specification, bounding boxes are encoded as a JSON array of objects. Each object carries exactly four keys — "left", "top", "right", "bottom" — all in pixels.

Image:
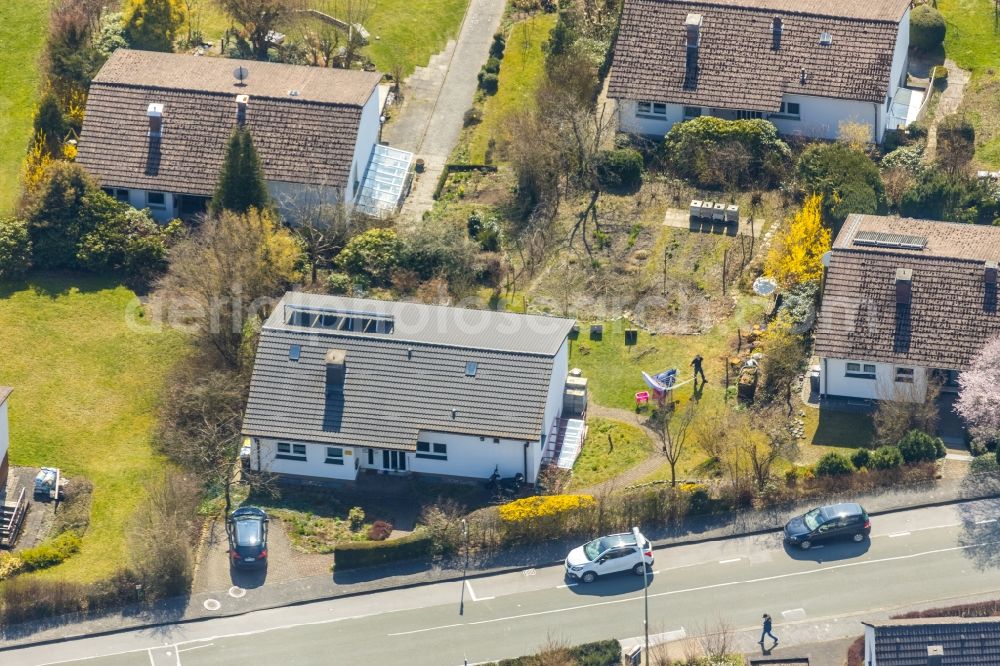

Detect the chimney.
[
  {"left": 986, "top": 260, "right": 998, "bottom": 285},
  {"left": 235, "top": 94, "right": 249, "bottom": 127},
  {"left": 772, "top": 17, "right": 783, "bottom": 49},
  {"left": 927, "top": 645, "right": 943, "bottom": 666},
  {"left": 325, "top": 349, "right": 346, "bottom": 393},
  {"left": 685, "top": 13, "right": 702, "bottom": 49},
  {"left": 147, "top": 103, "right": 163, "bottom": 138},
  {"left": 895, "top": 268, "right": 912, "bottom": 306}
]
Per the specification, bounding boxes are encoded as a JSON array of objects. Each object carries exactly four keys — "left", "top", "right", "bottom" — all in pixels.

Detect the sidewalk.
[
  {"left": 4, "top": 470, "right": 1000, "bottom": 649},
  {"left": 381, "top": 0, "right": 506, "bottom": 220}
]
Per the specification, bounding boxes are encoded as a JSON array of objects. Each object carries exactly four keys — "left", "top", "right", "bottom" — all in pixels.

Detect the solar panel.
[{"left": 853, "top": 230, "right": 927, "bottom": 250}]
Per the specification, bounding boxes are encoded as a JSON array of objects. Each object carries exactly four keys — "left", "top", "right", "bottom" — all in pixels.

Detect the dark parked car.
[
  {"left": 784, "top": 502, "right": 870, "bottom": 549},
  {"left": 228, "top": 507, "right": 268, "bottom": 568}
]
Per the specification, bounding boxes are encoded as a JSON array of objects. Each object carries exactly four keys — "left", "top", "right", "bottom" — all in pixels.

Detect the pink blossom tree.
[{"left": 955, "top": 335, "right": 1000, "bottom": 444}]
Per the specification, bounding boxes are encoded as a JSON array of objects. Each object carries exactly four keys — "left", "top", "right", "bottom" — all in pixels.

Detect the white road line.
[
  {"left": 465, "top": 580, "right": 495, "bottom": 602},
  {"left": 387, "top": 623, "right": 464, "bottom": 636},
  {"left": 556, "top": 583, "right": 578, "bottom": 589},
  {"left": 977, "top": 519, "right": 997, "bottom": 525},
  {"left": 177, "top": 644, "right": 214, "bottom": 653},
  {"left": 719, "top": 558, "right": 741, "bottom": 564},
  {"left": 889, "top": 532, "right": 912, "bottom": 538},
  {"left": 148, "top": 649, "right": 156, "bottom": 666},
  {"left": 781, "top": 608, "right": 806, "bottom": 620}
]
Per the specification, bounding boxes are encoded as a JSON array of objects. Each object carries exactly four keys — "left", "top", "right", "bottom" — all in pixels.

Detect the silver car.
[{"left": 565, "top": 531, "right": 653, "bottom": 583}]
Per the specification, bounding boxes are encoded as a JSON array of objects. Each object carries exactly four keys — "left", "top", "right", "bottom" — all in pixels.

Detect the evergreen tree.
[
  {"left": 33, "top": 93, "right": 69, "bottom": 158},
  {"left": 124, "top": 0, "right": 187, "bottom": 52},
  {"left": 211, "top": 128, "right": 269, "bottom": 214}
]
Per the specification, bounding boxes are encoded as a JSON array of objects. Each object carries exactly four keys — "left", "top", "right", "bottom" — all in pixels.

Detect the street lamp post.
[
  {"left": 460, "top": 518, "right": 469, "bottom": 615},
  {"left": 632, "top": 526, "right": 650, "bottom": 663}
]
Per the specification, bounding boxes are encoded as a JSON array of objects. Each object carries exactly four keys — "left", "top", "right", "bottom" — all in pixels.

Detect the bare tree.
[
  {"left": 746, "top": 406, "right": 799, "bottom": 491},
  {"left": 280, "top": 187, "right": 366, "bottom": 283},
  {"left": 335, "top": 0, "right": 372, "bottom": 67},
  {"left": 128, "top": 473, "right": 200, "bottom": 598},
  {"left": 873, "top": 378, "right": 941, "bottom": 447},
  {"left": 651, "top": 401, "right": 697, "bottom": 487},
  {"left": 215, "top": 0, "right": 298, "bottom": 60}
]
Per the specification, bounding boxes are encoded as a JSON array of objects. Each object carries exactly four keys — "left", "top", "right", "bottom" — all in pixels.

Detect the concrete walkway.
[
  {"left": 382, "top": 0, "right": 506, "bottom": 220},
  {"left": 924, "top": 58, "right": 971, "bottom": 161}
]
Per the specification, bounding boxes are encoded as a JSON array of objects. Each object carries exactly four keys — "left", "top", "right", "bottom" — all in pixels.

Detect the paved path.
[
  {"left": 924, "top": 58, "right": 971, "bottom": 161},
  {"left": 382, "top": 0, "right": 506, "bottom": 220},
  {"left": 9, "top": 498, "right": 1000, "bottom": 665}
]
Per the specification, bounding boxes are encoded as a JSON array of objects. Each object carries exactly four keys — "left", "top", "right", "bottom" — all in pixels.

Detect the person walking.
[
  {"left": 691, "top": 354, "right": 706, "bottom": 382},
  {"left": 759, "top": 613, "right": 778, "bottom": 645}
]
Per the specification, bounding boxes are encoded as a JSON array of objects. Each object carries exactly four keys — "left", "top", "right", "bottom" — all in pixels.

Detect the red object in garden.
[{"left": 635, "top": 391, "right": 650, "bottom": 409}]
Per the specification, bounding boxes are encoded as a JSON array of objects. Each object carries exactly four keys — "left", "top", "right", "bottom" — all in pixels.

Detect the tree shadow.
[
  {"left": 0, "top": 272, "right": 126, "bottom": 300},
  {"left": 811, "top": 407, "right": 875, "bottom": 448},
  {"left": 956, "top": 497, "right": 1000, "bottom": 571},
  {"left": 332, "top": 559, "right": 434, "bottom": 584}
]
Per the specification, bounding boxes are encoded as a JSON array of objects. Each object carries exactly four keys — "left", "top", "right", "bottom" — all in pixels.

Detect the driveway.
[{"left": 382, "top": 0, "right": 506, "bottom": 219}]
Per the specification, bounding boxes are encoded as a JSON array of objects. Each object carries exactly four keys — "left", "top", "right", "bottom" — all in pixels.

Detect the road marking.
[
  {"left": 178, "top": 644, "right": 214, "bottom": 653},
  {"left": 523, "top": 568, "right": 536, "bottom": 576},
  {"left": 782, "top": 608, "right": 806, "bottom": 620},
  {"left": 719, "top": 558, "right": 741, "bottom": 564},
  {"left": 387, "top": 623, "right": 464, "bottom": 636},
  {"left": 147, "top": 649, "right": 156, "bottom": 666},
  {"left": 889, "top": 532, "right": 911, "bottom": 538},
  {"left": 228, "top": 586, "right": 246, "bottom": 598},
  {"left": 557, "top": 582, "right": 579, "bottom": 589},
  {"left": 202, "top": 599, "right": 221, "bottom": 611},
  {"left": 977, "top": 519, "right": 997, "bottom": 525},
  {"left": 465, "top": 580, "right": 495, "bottom": 602}
]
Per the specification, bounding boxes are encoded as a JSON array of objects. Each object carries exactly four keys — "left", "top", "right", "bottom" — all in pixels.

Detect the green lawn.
[
  {"left": 469, "top": 13, "right": 556, "bottom": 163},
  {"left": 938, "top": 0, "right": 1000, "bottom": 167},
  {"left": 0, "top": 276, "right": 188, "bottom": 581},
  {"left": 0, "top": 0, "right": 49, "bottom": 215},
  {"left": 567, "top": 417, "right": 654, "bottom": 490},
  {"left": 193, "top": 0, "right": 471, "bottom": 77}
]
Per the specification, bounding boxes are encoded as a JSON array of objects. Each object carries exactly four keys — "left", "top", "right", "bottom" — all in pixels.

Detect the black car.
[
  {"left": 784, "top": 502, "right": 870, "bottom": 549},
  {"left": 228, "top": 507, "right": 268, "bottom": 568}
]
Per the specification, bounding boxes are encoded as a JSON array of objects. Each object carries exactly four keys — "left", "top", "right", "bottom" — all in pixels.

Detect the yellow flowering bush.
[
  {"left": 0, "top": 553, "right": 25, "bottom": 581},
  {"left": 499, "top": 494, "right": 596, "bottom": 523}
]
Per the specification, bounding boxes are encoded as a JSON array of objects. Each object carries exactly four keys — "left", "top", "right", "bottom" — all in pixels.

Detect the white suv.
[{"left": 564, "top": 531, "right": 653, "bottom": 583}]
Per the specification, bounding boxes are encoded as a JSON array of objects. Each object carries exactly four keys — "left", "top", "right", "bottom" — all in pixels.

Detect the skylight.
[
  {"left": 465, "top": 361, "right": 478, "bottom": 377},
  {"left": 289, "top": 344, "right": 301, "bottom": 361},
  {"left": 819, "top": 32, "right": 833, "bottom": 45}
]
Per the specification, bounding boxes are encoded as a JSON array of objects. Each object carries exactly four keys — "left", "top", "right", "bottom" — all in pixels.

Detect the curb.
[{"left": 2, "top": 490, "right": 998, "bottom": 652}]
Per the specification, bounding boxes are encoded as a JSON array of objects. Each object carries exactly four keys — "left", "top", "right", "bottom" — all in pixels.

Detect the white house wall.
[
  {"left": 864, "top": 625, "right": 877, "bottom": 666},
  {"left": 541, "top": 340, "right": 569, "bottom": 445},
  {"left": 889, "top": 10, "right": 911, "bottom": 98},
  {"left": 349, "top": 90, "right": 383, "bottom": 204},
  {"left": 410, "top": 430, "right": 533, "bottom": 481},
  {"left": 125, "top": 190, "right": 177, "bottom": 223},
  {"left": 252, "top": 438, "right": 360, "bottom": 480},
  {"left": 618, "top": 96, "right": 880, "bottom": 142},
  {"left": 820, "top": 357, "right": 928, "bottom": 402}
]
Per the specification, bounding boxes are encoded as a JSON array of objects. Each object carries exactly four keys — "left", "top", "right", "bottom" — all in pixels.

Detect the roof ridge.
[
  {"left": 833, "top": 248, "right": 993, "bottom": 264},
  {"left": 91, "top": 80, "right": 369, "bottom": 108},
  {"left": 669, "top": 0, "right": 899, "bottom": 22}
]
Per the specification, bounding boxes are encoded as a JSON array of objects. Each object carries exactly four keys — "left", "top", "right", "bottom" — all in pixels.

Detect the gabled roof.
[
  {"left": 864, "top": 617, "right": 1000, "bottom": 666},
  {"left": 242, "top": 293, "right": 575, "bottom": 449},
  {"left": 815, "top": 215, "right": 1000, "bottom": 370},
  {"left": 77, "top": 50, "right": 381, "bottom": 196},
  {"left": 608, "top": 0, "right": 905, "bottom": 111}
]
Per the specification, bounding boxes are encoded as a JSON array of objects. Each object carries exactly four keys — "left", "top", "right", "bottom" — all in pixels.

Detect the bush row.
[
  {"left": 815, "top": 430, "right": 946, "bottom": 478},
  {"left": 333, "top": 530, "right": 434, "bottom": 570},
  {"left": 488, "top": 639, "right": 622, "bottom": 666},
  {"left": 0, "top": 569, "right": 141, "bottom": 626}
]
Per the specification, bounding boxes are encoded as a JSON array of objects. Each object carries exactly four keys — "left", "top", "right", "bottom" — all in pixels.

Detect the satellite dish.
[{"left": 233, "top": 66, "right": 249, "bottom": 86}]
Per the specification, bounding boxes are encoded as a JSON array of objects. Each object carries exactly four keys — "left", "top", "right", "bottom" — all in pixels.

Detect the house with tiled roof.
[
  {"left": 814, "top": 215, "right": 1000, "bottom": 402},
  {"left": 77, "top": 49, "right": 412, "bottom": 222},
  {"left": 242, "top": 292, "right": 577, "bottom": 483},
  {"left": 608, "top": 0, "right": 917, "bottom": 143},
  {"left": 863, "top": 617, "right": 1000, "bottom": 665}
]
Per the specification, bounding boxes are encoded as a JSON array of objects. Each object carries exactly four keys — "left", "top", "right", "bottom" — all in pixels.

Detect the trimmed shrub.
[
  {"left": 663, "top": 116, "right": 790, "bottom": 188},
  {"left": 971, "top": 454, "right": 1000, "bottom": 474},
  {"left": 491, "top": 639, "right": 622, "bottom": 666},
  {"left": 0, "top": 217, "right": 32, "bottom": 280},
  {"left": 479, "top": 72, "right": 499, "bottom": 94},
  {"left": 325, "top": 271, "right": 353, "bottom": 294},
  {"left": 498, "top": 494, "right": 595, "bottom": 522},
  {"left": 483, "top": 57, "right": 501, "bottom": 74},
  {"left": 336, "top": 228, "right": 403, "bottom": 287},
  {"left": 910, "top": 5, "right": 946, "bottom": 52},
  {"left": 816, "top": 452, "right": 854, "bottom": 477},
  {"left": 333, "top": 530, "right": 433, "bottom": 570},
  {"left": 367, "top": 520, "right": 393, "bottom": 541},
  {"left": 851, "top": 448, "right": 872, "bottom": 470},
  {"left": 489, "top": 32, "right": 506, "bottom": 59},
  {"left": 870, "top": 445, "right": 904, "bottom": 470},
  {"left": 898, "top": 429, "right": 946, "bottom": 464},
  {"left": 19, "top": 532, "right": 82, "bottom": 571},
  {"left": 797, "top": 142, "right": 884, "bottom": 222},
  {"left": 348, "top": 506, "right": 365, "bottom": 530},
  {"left": 595, "top": 148, "right": 643, "bottom": 190}
]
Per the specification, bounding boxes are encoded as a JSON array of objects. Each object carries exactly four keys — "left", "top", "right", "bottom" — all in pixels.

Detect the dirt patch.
[{"left": 3, "top": 467, "right": 58, "bottom": 551}]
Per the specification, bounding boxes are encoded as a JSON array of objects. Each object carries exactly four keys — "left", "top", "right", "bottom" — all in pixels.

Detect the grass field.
[
  {"left": 568, "top": 418, "right": 653, "bottom": 490},
  {"left": 193, "top": 0, "right": 470, "bottom": 77},
  {"left": 0, "top": 0, "right": 49, "bottom": 215},
  {"left": 0, "top": 276, "right": 188, "bottom": 581},
  {"left": 469, "top": 13, "right": 556, "bottom": 163},
  {"left": 937, "top": 0, "right": 1000, "bottom": 167}
]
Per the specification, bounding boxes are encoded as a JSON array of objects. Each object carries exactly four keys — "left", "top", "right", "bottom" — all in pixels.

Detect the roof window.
[{"left": 465, "top": 361, "right": 478, "bottom": 377}]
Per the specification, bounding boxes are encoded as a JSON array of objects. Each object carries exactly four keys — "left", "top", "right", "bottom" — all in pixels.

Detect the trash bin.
[
  {"left": 625, "top": 645, "right": 641, "bottom": 666},
  {"left": 809, "top": 369, "right": 820, "bottom": 393}
]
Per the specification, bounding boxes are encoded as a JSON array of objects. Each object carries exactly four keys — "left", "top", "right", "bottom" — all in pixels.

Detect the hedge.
[
  {"left": 490, "top": 639, "right": 622, "bottom": 666},
  {"left": 333, "top": 530, "right": 433, "bottom": 570}
]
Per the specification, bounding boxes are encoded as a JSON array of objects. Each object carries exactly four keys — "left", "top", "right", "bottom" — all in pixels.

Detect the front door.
[{"left": 381, "top": 449, "right": 407, "bottom": 472}]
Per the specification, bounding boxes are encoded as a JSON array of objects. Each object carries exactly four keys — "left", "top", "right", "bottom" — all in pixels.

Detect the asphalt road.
[{"left": 10, "top": 497, "right": 1000, "bottom": 666}]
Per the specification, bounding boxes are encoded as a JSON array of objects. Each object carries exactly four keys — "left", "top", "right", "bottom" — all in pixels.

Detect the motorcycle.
[{"left": 485, "top": 465, "right": 525, "bottom": 500}]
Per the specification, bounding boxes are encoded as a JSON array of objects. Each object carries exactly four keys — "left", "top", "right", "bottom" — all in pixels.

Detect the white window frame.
[
  {"left": 636, "top": 101, "right": 667, "bottom": 118},
  {"left": 771, "top": 102, "right": 801, "bottom": 119},
  {"left": 276, "top": 442, "right": 307, "bottom": 461},
  {"left": 415, "top": 441, "right": 447, "bottom": 461},
  {"left": 683, "top": 106, "right": 702, "bottom": 119},
  {"left": 894, "top": 367, "right": 915, "bottom": 383},
  {"left": 324, "top": 446, "right": 345, "bottom": 465},
  {"left": 735, "top": 109, "right": 764, "bottom": 120},
  {"left": 845, "top": 362, "right": 877, "bottom": 379}
]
